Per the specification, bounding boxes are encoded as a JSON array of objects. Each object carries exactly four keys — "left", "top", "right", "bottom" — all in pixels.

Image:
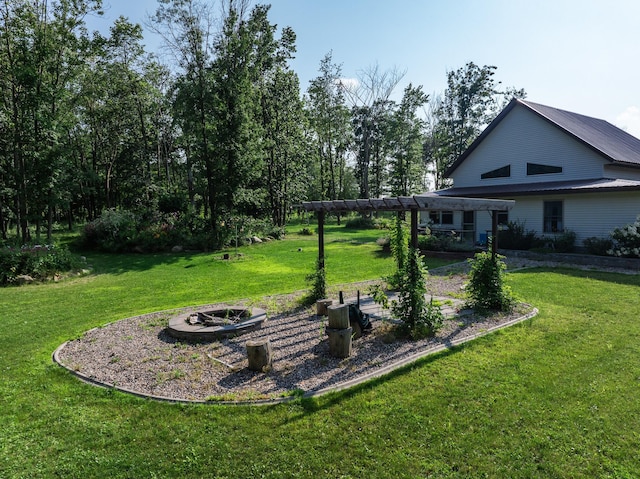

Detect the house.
[{"left": 429, "top": 98, "right": 640, "bottom": 247}]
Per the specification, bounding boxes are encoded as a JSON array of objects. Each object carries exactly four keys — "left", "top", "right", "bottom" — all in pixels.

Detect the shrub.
[
  {"left": 391, "top": 247, "right": 444, "bottom": 339},
  {"left": 583, "top": 236, "right": 614, "bottom": 256},
  {"left": 344, "top": 215, "right": 375, "bottom": 229},
  {"left": 376, "top": 236, "right": 391, "bottom": 252},
  {"left": 373, "top": 217, "right": 392, "bottom": 230},
  {"left": 82, "top": 209, "right": 138, "bottom": 252},
  {"left": 551, "top": 230, "right": 576, "bottom": 253},
  {"left": 304, "top": 259, "right": 326, "bottom": 304},
  {"left": 417, "top": 234, "right": 446, "bottom": 251},
  {"left": 465, "top": 250, "right": 515, "bottom": 314},
  {"left": 0, "top": 244, "right": 78, "bottom": 286},
  {"left": 498, "top": 220, "right": 539, "bottom": 250},
  {"left": 608, "top": 215, "right": 640, "bottom": 257}
]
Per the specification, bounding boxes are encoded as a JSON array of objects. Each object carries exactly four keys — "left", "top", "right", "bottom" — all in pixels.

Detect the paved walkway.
[{"left": 342, "top": 293, "right": 468, "bottom": 321}]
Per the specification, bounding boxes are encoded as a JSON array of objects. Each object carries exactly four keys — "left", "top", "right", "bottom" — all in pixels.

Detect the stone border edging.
[{"left": 52, "top": 307, "right": 538, "bottom": 406}]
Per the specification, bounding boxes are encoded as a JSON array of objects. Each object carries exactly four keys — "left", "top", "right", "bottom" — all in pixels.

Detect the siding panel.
[{"left": 451, "top": 104, "right": 606, "bottom": 188}]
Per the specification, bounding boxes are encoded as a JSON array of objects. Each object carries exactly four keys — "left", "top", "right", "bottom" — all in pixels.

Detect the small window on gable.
[
  {"left": 527, "top": 163, "right": 563, "bottom": 175},
  {"left": 481, "top": 165, "right": 511, "bottom": 179}
]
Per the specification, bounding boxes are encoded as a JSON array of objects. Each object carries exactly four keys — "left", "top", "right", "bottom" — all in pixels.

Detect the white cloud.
[{"left": 615, "top": 106, "right": 640, "bottom": 139}]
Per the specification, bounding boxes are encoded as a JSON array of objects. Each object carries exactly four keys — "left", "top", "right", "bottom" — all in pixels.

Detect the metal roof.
[
  {"left": 435, "top": 178, "right": 640, "bottom": 198},
  {"left": 446, "top": 99, "right": 640, "bottom": 176},
  {"left": 301, "top": 194, "right": 514, "bottom": 212}
]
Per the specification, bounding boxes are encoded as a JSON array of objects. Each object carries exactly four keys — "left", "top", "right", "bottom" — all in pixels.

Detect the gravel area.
[{"left": 55, "top": 258, "right": 636, "bottom": 403}]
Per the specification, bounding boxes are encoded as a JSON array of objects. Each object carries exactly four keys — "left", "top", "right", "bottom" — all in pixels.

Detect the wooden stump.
[
  {"left": 246, "top": 339, "right": 272, "bottom": 371},
  {"left": 327, "top": 304, "right": 349, "bottom": 329},
  {"left": 316, "top": 299, "right": 333, "bottom": 316},
  {"left": 327, "top": 327, "right": 352, "bottom": 358}
]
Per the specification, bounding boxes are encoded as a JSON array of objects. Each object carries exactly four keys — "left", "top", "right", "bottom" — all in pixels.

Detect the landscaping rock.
[
  {"left": 15, "top": 275, "right": 34, "bottom": 285},
  {"left": 171, "top": 245, "right": 184, "bottom": 253}
]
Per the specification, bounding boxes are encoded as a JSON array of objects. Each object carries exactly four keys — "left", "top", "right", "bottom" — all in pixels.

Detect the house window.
[
  {"left": 429, "top": 210, "right": 454, "bottom": 225},
  {"left": 527, "top": 163, "right": 563, "bottom": 175},
  {"left": 543, "top": 201, "right": 563, "bottom": 233},
  {"left": 497, "top": 211, "right": 508, "bottom": 226},
  {"left": 481, "top": 165, "right": 511, "bottom": 179}
]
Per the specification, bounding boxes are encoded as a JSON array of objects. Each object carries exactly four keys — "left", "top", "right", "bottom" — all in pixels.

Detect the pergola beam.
[
  {"left": 301, "top": 194, "right": 513, "bottom": 213},
  {"left": 301, "top": 194, "right": 515, "bottom": 273}
]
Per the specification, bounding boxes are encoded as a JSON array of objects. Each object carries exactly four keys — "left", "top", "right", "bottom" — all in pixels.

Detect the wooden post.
[
  {"left": 327, "top": 304, "right": 349, "bottom": 329},
  {"left": 327, "top": 327, "right": 352, "bottom": 358},
  {"left": 410, "top": 207, "right": 419, "bottom": 250},
  {"left": 316, "top": 299, "right": 333, "bottom": 316},
  {"left": 246, "top": 339, "right": 272, "bottom": 371},
  {"left": 491, "top": 210, "right": 498, "bottom": 261},
  {"left": 318, "top": 210, "right": 325, "bottom": 270}
]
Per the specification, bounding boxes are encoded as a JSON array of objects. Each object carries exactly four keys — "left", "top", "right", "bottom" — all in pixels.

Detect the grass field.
[{"left": 1, "top": 222, "right": 639, "bottom": 478}]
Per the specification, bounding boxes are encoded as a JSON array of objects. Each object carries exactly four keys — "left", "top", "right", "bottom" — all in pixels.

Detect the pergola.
[{"left": 301, "top": 193, "right": 515, "bottom": 269}]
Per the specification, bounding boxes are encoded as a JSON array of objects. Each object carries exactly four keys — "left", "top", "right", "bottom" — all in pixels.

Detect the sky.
[{"left": 87, "top": 0, "right": 640, "bottom": 137}]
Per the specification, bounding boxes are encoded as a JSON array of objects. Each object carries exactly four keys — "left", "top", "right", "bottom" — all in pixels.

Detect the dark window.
[
  {"left": 497, "top": 211, "right": 508, "bottom": 225},
  {"left": 481, "top": 165, "right": 511, "bottom": 179},
  {"left": 527, "top": 163, "right": 563, "bottom": 175},
  {"left": 543, "top": 201, "right": 563, "bottom": 233},
  {"left": 463, "top": 211, "right": 475, "bottom": 224},
  {"left": 428, "top": 211, "right": 454, "bottom": 224}
]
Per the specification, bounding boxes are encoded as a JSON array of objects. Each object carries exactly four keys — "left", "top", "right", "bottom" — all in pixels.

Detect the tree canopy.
[{"left": 0, "top": 1, "right": 525, "bottom": 248}]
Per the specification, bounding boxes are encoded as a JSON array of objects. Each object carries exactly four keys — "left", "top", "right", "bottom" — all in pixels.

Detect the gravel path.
[{"left": 55, "top": 258, "right": 635, "bottom": 403}]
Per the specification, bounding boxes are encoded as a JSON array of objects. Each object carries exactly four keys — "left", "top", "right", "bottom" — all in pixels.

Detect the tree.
[
  {"left": 387, "top": 84, "right": 429, "bottom": 196},
  {"left": 305, "top": 52, "right": 353, "bottom": 204},
  {"left": 150, "top": 0, "right": 216, "bottom": 225},
  {"left": 0, "top": 0, "right": 104, "bottom": 241},
  {"left": 343, "top": 64, "right": 404, "bottom": 199},
  {"left": 261, "top": 66, "right": 307, "bottom": 227},
  {"left": 429, "top": 62, "right": 526, "bottom": 189}
]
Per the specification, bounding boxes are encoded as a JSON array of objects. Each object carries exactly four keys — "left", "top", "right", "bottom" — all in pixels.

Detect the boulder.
[{"left": 15, "top": 275, "right": 34, "bottom": 285}]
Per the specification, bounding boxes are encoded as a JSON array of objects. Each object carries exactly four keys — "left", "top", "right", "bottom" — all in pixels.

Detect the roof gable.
[{"left": 446, "top": 99, "right": 640, "bottom": 177}]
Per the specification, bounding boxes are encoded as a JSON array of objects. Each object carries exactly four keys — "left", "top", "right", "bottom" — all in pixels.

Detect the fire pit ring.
[{"left": 167, "top": 306, "right": 267, "bottom": 341}]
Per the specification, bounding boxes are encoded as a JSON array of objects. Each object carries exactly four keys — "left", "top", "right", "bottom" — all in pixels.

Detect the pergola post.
[
  {"left": 491, "top": 210, "right": 498, "bottom": 260},
  {"left": 410, "top": 207, "right": 419, "bottom": 250},
  {"left": 318, "top": 210, "right": 325, "bottom": 269}
]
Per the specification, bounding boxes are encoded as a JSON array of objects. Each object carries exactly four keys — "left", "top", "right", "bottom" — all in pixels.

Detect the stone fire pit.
[{"left": 167, "top": 306, "right": 266, "bottom": 341}]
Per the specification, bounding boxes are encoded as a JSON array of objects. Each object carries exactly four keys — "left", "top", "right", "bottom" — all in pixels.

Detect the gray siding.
[
  {"left": 473, "top": 192, "right": 640, "bottom": 244},
  {"left": 451, "top": 104, "right": 606, "bottom": 188}
]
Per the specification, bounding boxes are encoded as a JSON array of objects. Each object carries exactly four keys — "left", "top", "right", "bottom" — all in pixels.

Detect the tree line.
[{"left": 0, "top": 0, "right": 524, "bottom": 247}]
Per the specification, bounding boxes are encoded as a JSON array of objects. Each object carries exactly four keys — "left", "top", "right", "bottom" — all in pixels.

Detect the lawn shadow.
[
  {"left": 83, "top": 252, "right": 194, "bottom": 275},
  {"left": 285, "top": 345, "right": 465, "bottom": 418}
]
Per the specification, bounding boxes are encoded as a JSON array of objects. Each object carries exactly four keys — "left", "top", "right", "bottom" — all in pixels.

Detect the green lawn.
[{"left": 1, "top": 224, "right": 640, "bottom": 478}]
